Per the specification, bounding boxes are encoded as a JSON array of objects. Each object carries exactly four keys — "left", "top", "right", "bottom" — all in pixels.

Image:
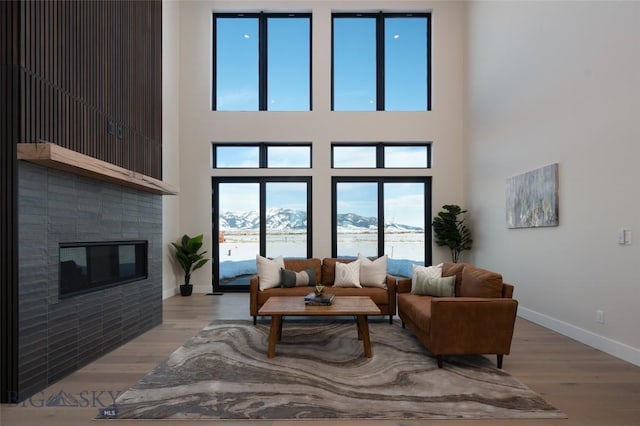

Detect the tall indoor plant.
[
  {"left": 432, "top": 204, "right": 473, "bottom": 263},
  {"left": 171, "top": 234, "right": 210, "bottom": 296}
]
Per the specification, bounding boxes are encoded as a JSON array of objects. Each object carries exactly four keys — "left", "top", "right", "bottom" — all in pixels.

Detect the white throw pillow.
[
  {"left": 256, "top": 255, "right": 285, "bottom": 290},
  {"left": 334, "top": 260, "right": 362, "bottom": 288},
  {"left": 358, "top": 253, "right": 388, "bottom": 289},
  {"left": 411, "top": 263, "right": 442, "bottom": 289}
]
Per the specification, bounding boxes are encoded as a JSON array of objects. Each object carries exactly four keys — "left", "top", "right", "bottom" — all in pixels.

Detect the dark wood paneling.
[
  {"left": 19, "top": 0, "right": 162, "bottom": 178},
  {"left": 1, "top": 0, "right": 21, "bottom": 404},
  {"left": 2, "top": 0, "right": 163, "bottom": 403}
]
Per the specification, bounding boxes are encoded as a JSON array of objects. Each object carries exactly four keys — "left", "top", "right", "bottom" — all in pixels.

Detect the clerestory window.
[
  {"left": 332, "top": 13, "right": 431, "bottom": 111},
  {"left": 213, "top": 13, "right": 312, "bottom": 111}
]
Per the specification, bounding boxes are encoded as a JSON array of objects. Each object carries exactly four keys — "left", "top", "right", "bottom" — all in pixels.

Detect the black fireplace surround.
[
  {"left": 17, "top": 161, "right": 163, "bottom": 401},
  {"left": 59, "top": 241, "right": 148, "bottom": 298}
]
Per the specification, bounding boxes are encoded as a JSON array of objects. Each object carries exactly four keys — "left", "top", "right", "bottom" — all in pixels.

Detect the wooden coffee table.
[{"left": 258, "top": 296, "right": 381, "bottom": 358}]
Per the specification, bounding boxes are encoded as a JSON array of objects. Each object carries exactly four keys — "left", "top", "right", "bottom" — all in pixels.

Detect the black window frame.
[
  {"left": 331, "top": 142, "right": 431, "bottom": 168},
  {"left": 212, "top": 142, "right": 313, "bottom": 169},
  {"left": 331, "top": 12, "right": 432, "bottom": 111},
  {"left": 331, "top": 176, "right": 432, "bottom": 266},
  {"left": 212, "top": 176, "right": 313, "bottom": 292},
  {"left": 212, "top": 12, "right": 313, "bottom": 111}
]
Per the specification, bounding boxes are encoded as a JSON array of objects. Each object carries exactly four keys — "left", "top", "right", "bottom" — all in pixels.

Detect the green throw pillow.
[
  {"left": 280, "top": 268, "right": 317, "bottom": 288},
  {"left": 411, "top": 272, "right": 455, "bottom": 297}
]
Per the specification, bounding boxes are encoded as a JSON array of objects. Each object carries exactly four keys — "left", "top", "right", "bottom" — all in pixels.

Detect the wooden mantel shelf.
[{"left": 17, "top": 143, "right": 178, "bottom": 195}]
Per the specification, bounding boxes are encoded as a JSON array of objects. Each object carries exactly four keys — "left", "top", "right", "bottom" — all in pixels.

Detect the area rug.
[{"left": 99, "top": 319, "right": 565, "bottom": 420}]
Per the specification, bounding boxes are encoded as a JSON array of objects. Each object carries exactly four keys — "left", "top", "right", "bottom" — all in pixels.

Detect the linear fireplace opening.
[{"left": 59, "top": 240, "right": 148, "bottom": 298}]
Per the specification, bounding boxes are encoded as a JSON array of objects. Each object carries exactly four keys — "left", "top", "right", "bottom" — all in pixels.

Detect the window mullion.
[
  {"left": 260, "top": 143, "right": 268, "bottom": 168},
  {"left": 427, "top": 14, "right": 432, "bottom": 111},
  {"left": 376, "top": 13, "right": 385, "bottom": 111},
  {"left": 259, "top": 180, "right": 267, "bottom": 255},
  {"left": 377, "top": 180, "right": 385, "bottom": 257},
  {"left": 259, "top": 14, "right": 268, "bottom": 111},
  {"left": 212, "top": 17, "right": 218, "bottom": 110}
]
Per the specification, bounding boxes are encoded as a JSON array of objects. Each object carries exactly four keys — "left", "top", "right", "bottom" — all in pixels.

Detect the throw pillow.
[
  {"left": 411, "top": 272, "right": 455, "bottom": 297},
  {"left": 442, "top": 262, "right": 466, "bottom": 296},
  {"left": 411, "top": 263, "right": 442, "bottom": 288},
  {"left": 333, "top": 260, "right": 362, "bottom": 288},
  {"left": 256, "top": 255, "right": 284, "bottom": 290},
  {"left": 459, "top": 266, "right": 503, "bottom": 298},
  {"left": 280, "top": 268, "right": 317, "bottom": 288},
  {"left": 357, "top": 253, "right": 388, "bottom": 289}
]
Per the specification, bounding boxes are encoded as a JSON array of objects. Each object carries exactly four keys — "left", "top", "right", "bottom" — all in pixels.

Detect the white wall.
[
  {"left": 162, "top": 0, "right": 182, "bottom": 298},
  {"left": 466, "top": 1, "right": 640, "bottom": 366},
  {"left": 176, "top": 0, "right": 469, "bottom": 293}
]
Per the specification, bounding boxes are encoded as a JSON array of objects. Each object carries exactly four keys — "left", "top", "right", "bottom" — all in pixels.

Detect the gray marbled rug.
[{"left": 100, "top": 320, "right": 565, "bottom": 420}]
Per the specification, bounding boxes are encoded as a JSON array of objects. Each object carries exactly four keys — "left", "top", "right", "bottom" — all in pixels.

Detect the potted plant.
[
  {"left": 171, "top": 234, "right": 210, "bottom": 296},
  {"left": 432, "top": 204, "right": 473, "bottom": 263}
]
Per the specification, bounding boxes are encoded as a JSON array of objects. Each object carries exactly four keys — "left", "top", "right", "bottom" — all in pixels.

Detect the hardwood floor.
[{"left": 1, "top": 293, "right": 639, "bottom": 426}]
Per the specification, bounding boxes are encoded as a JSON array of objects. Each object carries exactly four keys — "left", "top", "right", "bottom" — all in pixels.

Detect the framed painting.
[{"left": 506, "top": 163, "right": 559, "bottom": 229}]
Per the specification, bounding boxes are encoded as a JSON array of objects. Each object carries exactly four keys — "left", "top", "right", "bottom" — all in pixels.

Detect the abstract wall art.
[{"left": 506, "top": 163, "right": 559, "bottom": 229}]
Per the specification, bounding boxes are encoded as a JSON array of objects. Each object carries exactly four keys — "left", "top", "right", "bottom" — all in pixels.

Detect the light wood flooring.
[{"left": 1, "top": 293, "right": 639, "bottom": 426}]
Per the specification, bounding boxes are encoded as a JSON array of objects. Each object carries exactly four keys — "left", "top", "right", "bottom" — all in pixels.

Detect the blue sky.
[
  {"left": 215, "top": 16, "right": 310, "bottom": 111},
  {"left": 333, "top": 145, "right": 428, "bottom": 168},
  {"left": 336, "top": 182, "right": 425, "bottom": 227},
  {"left": 215, "top": 18, "right": 259, "bottom": 110},
  {"left": 215, "top": 145, "right": 310, "bottom": 168},
  {"left": 215, "top": 15, "right": 427, "bottom": 111},
  {"left": 218, "top": 182, "right": 308, "bottom": 213},
  {"left": 214, "top": 14, "right": 428, "bottom": 228}
]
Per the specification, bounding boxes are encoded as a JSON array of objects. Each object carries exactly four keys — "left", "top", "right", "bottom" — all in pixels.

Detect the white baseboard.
[
  {"left": 518, "top": 306, "right": 640, "bottom": 367},
  {"left": 162, "top": 286, "right": 178, "bottom": 299},
  {"left": 163, "top": 284, "right": 214, "bottom": 298},
  {"left": 193, "top": 284, "right": 212, "bottom": 294}
]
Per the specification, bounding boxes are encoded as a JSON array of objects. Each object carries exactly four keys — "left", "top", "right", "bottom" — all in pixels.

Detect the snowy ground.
[{"left": 218, "top": 232, "right": 424, "bottom": 281}]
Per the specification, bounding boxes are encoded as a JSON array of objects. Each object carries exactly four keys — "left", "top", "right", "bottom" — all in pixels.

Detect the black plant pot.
[{"left": 180, "top": 284, "right": 193, "bottom": 296}]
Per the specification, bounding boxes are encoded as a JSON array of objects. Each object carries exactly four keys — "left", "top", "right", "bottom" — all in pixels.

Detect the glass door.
[
  {"left": 216, "top": 182, "right": 260, "bottom": 289},
  {"left": 265, "top": 182, "right": 309, "bottom": 258},
  {"left": 213, "top": 178, "right": 311, "bottom": 291}
]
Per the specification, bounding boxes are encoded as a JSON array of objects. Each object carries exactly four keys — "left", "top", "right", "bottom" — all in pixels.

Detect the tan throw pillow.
[
  {"left": 334, "top": 260, "right": 362, "bottom": 288},
  {"left": 358, "top": 253, "right": 387, "bottom": 289},
  {"left": 411, "top": 272, "right": 455, "bottom": 297},
  {"left": 256, "top": 255, "right": 284, "bottom": 290},
  {"left": 459, "top": 266, "right": 503, "bottom": 298}
]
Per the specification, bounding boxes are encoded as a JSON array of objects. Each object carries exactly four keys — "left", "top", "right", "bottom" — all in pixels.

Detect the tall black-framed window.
[
  {"left": 332, "top": 177, "right": 432, "bottom": 276},
  {"left": 332, "top": 12, "right": 431, "bottom": 111},
  {"left": 332, "top": 142, "right": 431, "bottom": 168},
  {"left": 213, "top": 13, "right": 312, "bottom": 111},
  {"left": 212, "top": 142, "right": 312, "bottom": 168},
  {"left": 212, "top": 176, "right": 312, "bottom": 291}
]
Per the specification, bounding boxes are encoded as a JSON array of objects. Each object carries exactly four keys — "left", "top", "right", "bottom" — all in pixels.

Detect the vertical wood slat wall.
[
  {"left": 20, "top": 0, "right": 162, "bottom": 179},
  {"left": 1, "top": 0, "right": 21, "bottom": 405},
  {"left": 1, "top": 0, "right": 162, "bottom": 403}
]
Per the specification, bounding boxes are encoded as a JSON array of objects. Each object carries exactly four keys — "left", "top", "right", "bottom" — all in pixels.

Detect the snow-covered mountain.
[
  {"left": 219, "top": 208, "right": 306, "bottom": 230},
  {"left": 219, "top": 210, "right": 260, "bottom": 230},
  {"left": 219, "top": 209, "right": 422, "bottom": 232}
]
